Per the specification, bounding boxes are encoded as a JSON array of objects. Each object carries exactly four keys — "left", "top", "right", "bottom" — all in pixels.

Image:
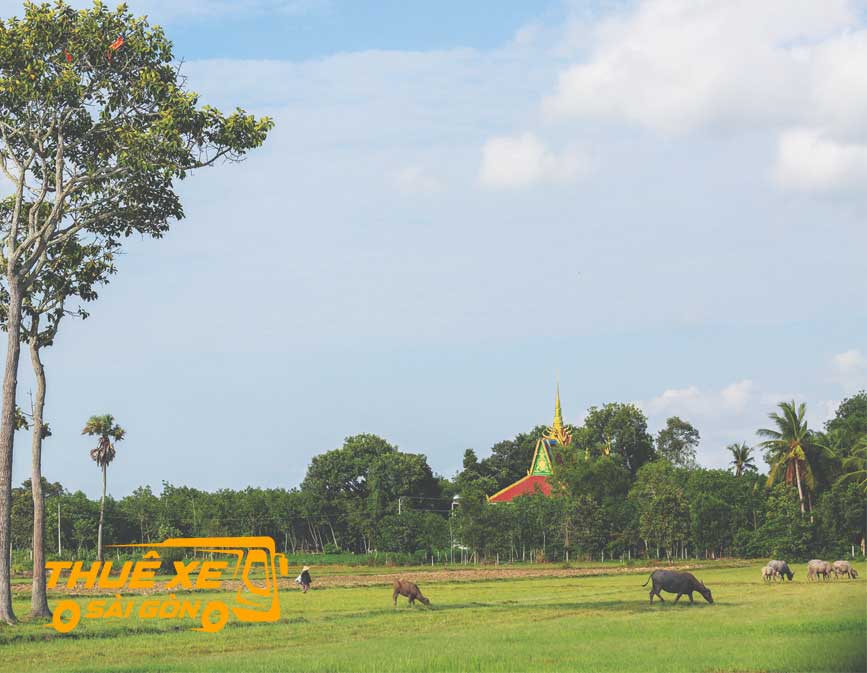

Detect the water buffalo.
[
  {"left": 762, "top": 565, "right": 778, "bottom": 582},
  {"left": 832, "top": 560, "right": 859, "bottom": 579},
  {"left": 393, "top": 579, "right": 430, "bottom": 607},
  {"left": 643, "top": 570, "right": 713, "bottom": 605},
  {"left": 807, "top": 559, "right": 832, "bottom": 581},
  {"left": 768, "top": 559, "right": 794, "bottom": 581}
]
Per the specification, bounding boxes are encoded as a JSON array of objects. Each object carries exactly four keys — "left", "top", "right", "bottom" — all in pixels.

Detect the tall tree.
[
  {"left": 82, "top": 414, "right": 125, "bottom": 563},
  {"left": 655, "top": 416, "right": 700, "bottom": 468},
  {"left": 629, "top": 460, "right": 689, "bottom": 559},
  {"left": 576, "top": 403, "right": 655, "bottom": 475},
  {"left": 824, "top": 391, "right": 867, "bottom": 451},
  {"left": 0, "top": 2, "right": 272, "bottom": 622},
  {"left": 2, "top": 234, "right": 114, "bottom": 618},
  {"left": 758, "top": 401, "right": 814, "bottom": 514},
  {"left": 300, "top": 434, "right": 436, "bottom": 552},
  {"left": 727, "top": 443, "right": 756, "bottom": 477}
]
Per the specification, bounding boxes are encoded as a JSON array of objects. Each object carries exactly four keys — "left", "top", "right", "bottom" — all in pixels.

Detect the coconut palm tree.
[
  {"left": 82, "top": 415, "right": 125, "bottom": 562},
  {"left": 758, "top": 401, "right": 814, "bottom": 514},
  {"left": 727, "top": 443, "right": 756, "bottom": 476},
  {"left": 837, "top": 435, "right": 867, "bottom": 495}
]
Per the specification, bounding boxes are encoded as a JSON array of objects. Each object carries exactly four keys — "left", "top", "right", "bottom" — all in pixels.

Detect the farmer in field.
[{"left": 295, "top": 566, "right": 312, "bottom": 593}]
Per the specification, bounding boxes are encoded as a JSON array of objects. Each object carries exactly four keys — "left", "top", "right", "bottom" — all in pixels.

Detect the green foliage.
[
  {"left": 629, "top": 461, "right": 690, "bottom": 558},
  {"left": 836, "top": 435, "right": 867, "bottom": 494},
  {"left": 477, "top": 426, "right": 550, "bottom": 491},
  {"left": 759, "top": 400, "right": 816, "bottom": 510},
  {"left": 825, "top": 391, "right": 867, "bottom": 450},
  {"left": 82, "top": 413, "right": 124, "bottom": 467},
  {"left": 376, "top": 510, "right": 448, "bottom": 553},
  {"left": 300, "top": 434, "right": 444, "bottom": 553},
  {"left": 813, "top": 481, "right": 867, "bottom": 555},
  {"left": 655, "top": 416, "right": 700, "bottom": 468},
  {"left": 752, "top": 484, "right": 816, "bottom": 560},
  {"left": 576, "top": 403, "right": 655, "bottom": 474},
  {"left": 0, "top": 1, "right": 274, "bottom": 312}
]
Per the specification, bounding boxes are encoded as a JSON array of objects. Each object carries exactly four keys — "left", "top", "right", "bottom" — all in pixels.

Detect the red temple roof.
[{"left": 487, "top": 474, "right": 552, "bottom": 503}]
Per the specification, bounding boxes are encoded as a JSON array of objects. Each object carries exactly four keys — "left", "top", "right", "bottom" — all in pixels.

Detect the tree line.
[{"left": 11, "top": 393, "right": 867, "bottom": 569}]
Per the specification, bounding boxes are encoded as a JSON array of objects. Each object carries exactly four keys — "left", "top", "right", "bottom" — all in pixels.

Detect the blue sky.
[
  {"left": 4, "top": 0, "right": 867, "bottom": 498},
  {"left": 167, "top": 1, "right": 571, "bottom": 60}
]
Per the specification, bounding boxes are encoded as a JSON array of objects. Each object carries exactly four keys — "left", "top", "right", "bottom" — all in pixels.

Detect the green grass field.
[{"left": 1, "top": 562, "right": 864, "bottom": 673}]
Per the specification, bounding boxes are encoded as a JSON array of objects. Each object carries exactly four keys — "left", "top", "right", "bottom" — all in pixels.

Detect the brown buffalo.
[{"left": 393, "top": 579, "right": 430, "bottom": 607}]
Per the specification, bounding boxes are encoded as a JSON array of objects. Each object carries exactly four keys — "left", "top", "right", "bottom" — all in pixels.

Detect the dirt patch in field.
[
  {"left": 16, "top": 562, "right": 749, "bottom": 597},
  {"left": 289, "top": 564, "right": 725, "bottom": 590}
]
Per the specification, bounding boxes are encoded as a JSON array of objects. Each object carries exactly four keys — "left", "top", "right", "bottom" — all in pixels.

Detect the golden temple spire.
[
  {"left": 553, "top": 382, "right": 564, "bottom": 433},
  {"left": 545, "top": 380, "right": 571, "bottom": 447}
]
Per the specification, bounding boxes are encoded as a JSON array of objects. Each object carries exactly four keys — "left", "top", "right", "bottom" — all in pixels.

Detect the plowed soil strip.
[{"left": 19, "top": 562, "right": 749, "bottom": 597}]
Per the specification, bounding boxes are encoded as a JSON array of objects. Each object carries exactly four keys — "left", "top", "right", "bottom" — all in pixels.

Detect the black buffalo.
[{"left": 643, "top": 570, "right": 714, "bottom": 605}]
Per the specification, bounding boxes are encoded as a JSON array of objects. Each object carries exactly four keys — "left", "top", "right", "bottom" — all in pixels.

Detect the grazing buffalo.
[
  {"left": 807, "top": 559, "right": 832, "bottom": 581},
  {"left": 768, "top": 560, "right": 794, "bottom": 581},
  {"left": 643, "top": 570, "right": 713, "bottom": 605},
  {"left": 393, "top": 579, "right": 430, "bottom": 607},
  {"left": 761, "top": 565, "right": 778, "bottom": 582},
  {"left": 832, "top": 560, "right": 859, "bottom": 580}
]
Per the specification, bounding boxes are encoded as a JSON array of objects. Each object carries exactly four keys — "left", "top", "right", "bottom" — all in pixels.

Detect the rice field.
[{"left": 0, "top": 561, "right": 864, "bottom": 673}]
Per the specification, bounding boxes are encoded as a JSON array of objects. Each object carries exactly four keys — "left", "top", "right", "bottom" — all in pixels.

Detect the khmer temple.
[{"left": 487, "top": 387, "right": 572, "bottom": 503}]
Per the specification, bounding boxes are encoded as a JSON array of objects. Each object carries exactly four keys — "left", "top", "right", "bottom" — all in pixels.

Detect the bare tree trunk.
[
  {"left": 794, "top": 460, "right": 805, "bottom": 514},
  {"left": 29, "top": 336, "right": 51, "bottom": 618},
  {"left": 0, "top": 283, "right": 23, "bottom": 624},
  {"left": 98, "top": 463, "right": 106, "bottom": 563}
]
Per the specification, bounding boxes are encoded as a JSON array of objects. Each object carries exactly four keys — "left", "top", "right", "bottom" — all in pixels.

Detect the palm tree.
[
  {"left": 757, "top": 401, "right": 814, "bottom": 514},
  {"left": 837, "top": 435, "right": 867, "bottom": 495},
  {"left": 82, "top": 415, "right": 125, "bottom": 562},
  {"left": 727, "top": 443, "right": 756, "bottom": 476}
]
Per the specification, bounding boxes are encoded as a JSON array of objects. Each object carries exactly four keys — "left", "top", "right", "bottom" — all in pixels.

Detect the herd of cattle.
[
  {"left": 761, "top": 559, "right": 859, "bottom": 582},
  {"left": 391, "top": 559, "right": 861, "bottom": 609}
]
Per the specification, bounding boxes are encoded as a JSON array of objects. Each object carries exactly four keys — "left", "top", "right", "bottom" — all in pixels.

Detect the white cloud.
[
  {"left": 833, "top": 348, "right": 867, "bottom": 374},
  {"left": 479, "top": 133, "right": 588, "bottom": 189},
  {"left": 638, "top": 375, "right": 856, "bottom": 469},
  {"left": 831, "top": 348, "right": 867, "bottom": 392},
  {"left": 642, "top": 380, "right": 755, "bottom": 418},
  {"left": 543, "top": 0, "right": 854, "bottom": 133},
  {"left": 775, "top": 129, "right": 867, "bottom": 192},
  {"left": 638, "top": 380, "right": 813, "bottom": 468},
  {"left": 720, "top": 380, "right": 755, "bottom": 412},
  {"left": 540, "top": 0, "right": 867, "bottom": 194}
]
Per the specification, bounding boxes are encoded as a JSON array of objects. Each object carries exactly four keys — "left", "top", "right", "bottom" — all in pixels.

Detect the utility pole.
[
  {"left": 57, "top": 500, "right": 61, "bottom": 555},
  {"left": 449, "top": 495, "right": 460, "bottom": 564}
]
